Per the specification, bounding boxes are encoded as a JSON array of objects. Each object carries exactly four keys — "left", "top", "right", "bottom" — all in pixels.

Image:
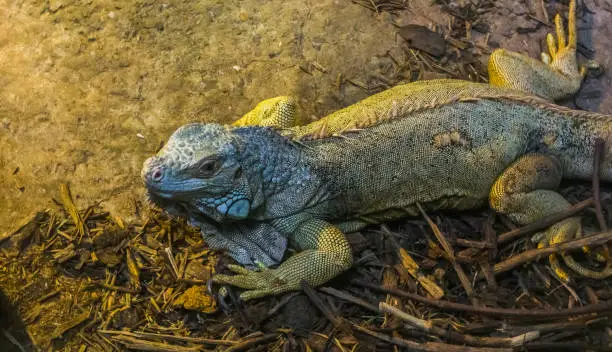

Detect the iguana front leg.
[
  {"left": 488, "top": 0, "right": 585, "bottom": 100},
  {"left": 189, "top": 215, "right": 287, "bottom": 269},
  {"left": 490, "top": 154, "right": 612, "bottom": 282},
  {"left": 213, "top": 217, "right": 353, "bottom": 300}
]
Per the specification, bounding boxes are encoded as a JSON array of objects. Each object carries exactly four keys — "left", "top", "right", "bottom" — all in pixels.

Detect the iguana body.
[{"left": 142, "top": 0, "right": 612, "bottom": 299}]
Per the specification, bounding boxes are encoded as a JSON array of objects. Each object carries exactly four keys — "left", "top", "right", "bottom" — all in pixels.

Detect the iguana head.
[{"left": 142, "top": 123, "right": 256, "bottom": 222}]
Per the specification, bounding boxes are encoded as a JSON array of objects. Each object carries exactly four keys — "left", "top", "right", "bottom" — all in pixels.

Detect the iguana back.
[{"left": 294, "top": 80, "right": 612, "bottom": 222}]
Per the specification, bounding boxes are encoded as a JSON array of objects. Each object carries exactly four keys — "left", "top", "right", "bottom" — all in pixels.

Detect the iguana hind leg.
[
  {"left": 487, "top": 0, "right": 585, "bottom": 100},
  {"left": 490, "top": 154, "right": 612, "bottom": 282},
  {"left": 232, "top": 96, "right": 300, "bottom": 128}
]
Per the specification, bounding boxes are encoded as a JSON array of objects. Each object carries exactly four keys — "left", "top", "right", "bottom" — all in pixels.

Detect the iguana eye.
[{"left": 198, "top": 159, "right": 221, "bottom": 178}]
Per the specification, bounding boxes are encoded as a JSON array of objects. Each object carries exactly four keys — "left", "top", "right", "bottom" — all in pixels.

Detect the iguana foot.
[
  {"left": 490, "top": 154, "right": 612, "bottom": 282},
  {"left": 487, "top": 0, "right": 584, "bottom": 100},
  {"left": 214, "top": 264, "right": 297, "bottom": 300},
  {"left": 537, "top": 218, "right": 612, "bottom": 282}
]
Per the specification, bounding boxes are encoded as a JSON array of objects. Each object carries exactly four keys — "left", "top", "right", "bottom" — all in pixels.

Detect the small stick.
[
  {"left": 398, "top": 248, "right": 445, "bottom": 299},
  {"left": 520, "top": 342, "right": 612, "bottom": 351},
  {"left": 484, "top": 214, "right": 498, "bottom": 261},
  {"left": 585, "top": 286, "right": 599, "bottom": 304},
  {"left": 35, "top": 289, "right": 61, "bottom": 303},
  {"left": 479, "top": 257, "right": 498, "bottom": 291},
  {"left": 456, "top": 247, "right": 481, "bottom": 264},
  {"left": 352, "top": 324, "right": 513, "bottom": 352},
  {"left": 261, "top": 292, "right": 301, "bottom": 322},
  {"left": 110, "top": 335, "right": 200, "bottom": 352},
  {"left": 501, "top": 317, "right": 608, "bottom": 336},
  {"left": 300, "top": 281, "right": 346, "bottom": 331},
  {"left": 380, "top": 302, "right": 540, "bottom": 347},
  {"left": 417, "top": 203, "right": 475, "bottom": 302},
  {"left": 164, "top": 247, "right": 180, "bottom": 279},
  {"left": 498, "top": 198, "right": 593, "bottom": 244},
  {"left": 593, "top": 138, "right": 607, "bottom": 232},
  {"left": 592, "top": 138, "right": 611, "bottom": 264},
  {"left": 320, "top": 287, "right": 380, "bottom": 313},
  {"left": 125, "top": 248, "right": 141, "bottom": 291},
  {"left": 454, "top": 238, "right": 491, "bottom": 249},
  {"left": 59, "top": 183, "right": 86, "bottom": 241},
  {"left": 380, "top": 302, "right": 433, "bottom": 332},
  {"left": 224, "top": 333, "right": 279, "bottom": 352},
  {"left": 482, "top": 214, "right": 498, "bottom": 290},
  {"left": 351, "top": 279, "right": 612, "bottom": 318},
  {"left": 381, "top": 225, "right": 445, "bottom": 299},
  {"left": 98, "top": 330, "right": 235, "bottom": 346},
  {"left": 225, "top": 288, "right": 252, "bottom": 329}
]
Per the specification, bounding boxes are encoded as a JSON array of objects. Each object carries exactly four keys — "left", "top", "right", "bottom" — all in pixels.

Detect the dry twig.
[
  {"left": 380, "top": 302, "right": 540, "bottom": 347},
  {"left": 352, "top": 279, "right": 612, "bottom": 318},
  {"left": 416, "top": 203, "right": 475, "bottom": 302}
]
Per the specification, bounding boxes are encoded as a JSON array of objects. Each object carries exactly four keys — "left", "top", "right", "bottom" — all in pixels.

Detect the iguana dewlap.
[{"left": 142, "top": 0, "right": 612, "bottom": 300}]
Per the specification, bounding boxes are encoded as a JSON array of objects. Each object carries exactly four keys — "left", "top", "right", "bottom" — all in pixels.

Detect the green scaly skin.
[{"left": 142, "top": 0, "right": 612, "bottom": 300}]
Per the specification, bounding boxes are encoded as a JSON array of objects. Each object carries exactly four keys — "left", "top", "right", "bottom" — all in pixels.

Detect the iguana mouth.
[
  {"left": 145, "top": 188, "right": 174, "bottom": 200},
  {"left": 143, "top": 181, "right": 187, "bottom": 200},
  {"left": 142, "top": 162, "right": 208, "bottom": 200}
]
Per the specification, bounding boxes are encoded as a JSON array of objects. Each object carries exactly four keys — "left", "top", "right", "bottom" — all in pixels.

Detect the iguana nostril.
[{"left": 151, "top": 168, "right": 164, "bottom": 182}]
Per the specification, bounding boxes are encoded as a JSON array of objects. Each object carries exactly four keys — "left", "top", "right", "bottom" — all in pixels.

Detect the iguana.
[{"left": 142, "top": 0, "right": 612, "bottom": 300}]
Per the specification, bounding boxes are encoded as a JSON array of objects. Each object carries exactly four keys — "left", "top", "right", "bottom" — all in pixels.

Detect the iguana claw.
[
  {"left": 213, "top": 265, "right": 292, "bottom": 301},
  {"left": 541, "top": 0, "right": 585, "bottom": 79}
]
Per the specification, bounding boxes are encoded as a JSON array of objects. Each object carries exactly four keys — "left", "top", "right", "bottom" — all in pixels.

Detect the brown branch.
[
  {"left": 98, "top": 330, "right": 235, "bottom": 346},
  {"left": 380, "top": 302, "right": 540, "bottom": 347},
  {"left": 381, "top": 224, "right": 445, "bottom": 299},
  {"left": 352, "top": 323, "right": 513, "bottom": 352},
  {"left": 484, "top": 214, "right": 498, "bottom": 260},
  {"left": 482, "top": 214, "right": 498, "bottom": 290},
  {"left": 261, "top": 292, "right": 301, "bottom": 323},
  {"left": 416, "top": 203, "right": 475, "bottom": 302},
  {"left": 592, "top": 138, "right": 611, "bottom": 267},
  {"left": 224, "top": 333, "right": 280, "bottom": 352},
  {"left": 320, "top": 287, "right": 380, "bottom": 313},
  {"left": 455, "top": 238, "right": 491, "bottom": 249},
  {"left": 500, "top": 317, "right": 608, "bottom": 336},
  {"left": 351, "top": 279, "right": 612, "bottom": 318},
  {"left": 300, "top": 280, "right": 347, "bottom": 331},
  {"left": 110, "top": 335, "right": 201, "bottom": 352},
  {"left": 59, "top": 183, "right": 86, "bottom": 241},
  {"left": 520, "top": 342, "right": 612, "bottom": 351},
  {"left": 593, "top": 138, "right": 607, "bottom": 232}
]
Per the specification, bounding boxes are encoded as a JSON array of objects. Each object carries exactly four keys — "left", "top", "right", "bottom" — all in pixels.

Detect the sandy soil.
[{"left": 1, "top": 0, "right": 611, "bottom": 232}]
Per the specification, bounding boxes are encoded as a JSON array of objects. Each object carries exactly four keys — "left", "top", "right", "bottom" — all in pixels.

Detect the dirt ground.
[{"left": 1, "top": 0, "right": 612, "bottom": 232}]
